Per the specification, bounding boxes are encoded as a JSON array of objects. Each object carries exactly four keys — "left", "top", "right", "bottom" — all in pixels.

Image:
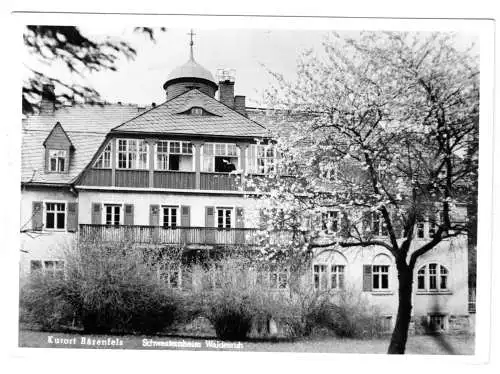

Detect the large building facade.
[{"left": 20, "top": 43, "right": 471, "bottom": 333}]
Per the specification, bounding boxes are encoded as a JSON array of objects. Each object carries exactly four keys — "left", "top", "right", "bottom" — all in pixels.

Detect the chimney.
[
  {"left": 234, "top": 95, "right": 247, "bottom": 117},
  {"left": 217, "top": 68, "right": 235, "bottom": 108},
  {"left": 40, "top": 84, "right": 55, "bottom": 115},
  {"left": 219, "top": 80, "right": 234, "bottom": 108}
]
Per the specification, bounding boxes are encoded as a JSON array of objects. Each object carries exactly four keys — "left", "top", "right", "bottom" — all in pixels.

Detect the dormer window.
[
  {"left": 49, "top": 150, "right": 67, "bottom": 172},
  {"left": 191, "top": 107, "right": 203, "bottom": 116}
]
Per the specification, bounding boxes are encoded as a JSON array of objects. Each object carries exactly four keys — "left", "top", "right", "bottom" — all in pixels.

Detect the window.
[
  {"left": 247, "top": 144, "right": 278, "bottom": 174},
  {"left": 416, "top": 216, "right": 425, "bottom": 238},
  {"left": 155, "top": 141, "right": 193, "bottom": 171},
  {"left": 372, "top": 265, "right": 389, "bottom": 290},
  {"left": 217, "top": 208, "right": 232, "bottom": 229},
  {"left": 313, "top": 263, "right": 345, "bottom": 290},
  {"left": 31, "top": 260, "right": 65, "bottom": 278},
  {"left": 313, "top": 264, "right": 328, "bottom": 290},
  {"left": 45, "top": 202, "right": 65, "bottom": 230},
  {"left": 331, "top": 265, "right": 345, "bottom": 289},
  {"left": 428, "top": 212, "right": 443, "bottom": 238},
  {"left": 94, "top": 143, "right": 111, "bottom": 168},
  {"left": 117, "top": 139, "right": 148, "bottom": 169},
  {"left": 257, "top": 145, "right": 276, "bottom": 173},
  {"left": 159, "top": 264, "right": 181, "bottom": 288},
  {"left": 48, "top": 150, "right": 67, "bottom": 172},
  {"left": 322, "top": 210, "right": 340, "bottom": 233},
  {"left": 190, "top": 107, "right": 203, "bottom": 115},
  {"left": 428, "top": 314, "right": 447, "bottom": 331},
  {"left": 257, "top": 265, "right": 288, "bottom": 290},
  {"left": 372, "top": 212, "right": 388, "bottom": 236},
  {"left": 105, "top": 205, "right": 121, "bottom": 226},
  {"left": 162, "top": 206, "right": 178, "bottom": 228},
  {"left": 202, "top": 143, "right": 239, "bottom": 172},
  {"left": 417, "top": 263, "right": 449, "bottom": 292}
]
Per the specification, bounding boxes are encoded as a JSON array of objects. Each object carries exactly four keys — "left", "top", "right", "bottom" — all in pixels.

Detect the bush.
[
  {"left": 20, "top": 244, "right": 184, "bottom": 334},
  {"left": 300, "top": 288, "right": 386, "bottom": 339},
  {"left": 19, "top": 273, "right": 76, "bottom": 331}
]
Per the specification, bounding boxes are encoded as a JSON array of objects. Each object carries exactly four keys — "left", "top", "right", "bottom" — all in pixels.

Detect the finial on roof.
[{"left": 188, "top": 29, "right": 196, "bottom": 61}]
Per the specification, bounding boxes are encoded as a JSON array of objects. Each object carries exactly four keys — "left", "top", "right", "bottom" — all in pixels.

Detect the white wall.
[
  {"left": 20, "top": 188, "right": 77, "bottom": 276},
  {"left": 77, "top": 190, "right": 262, "bottom": 227},
  {"left": 310, "top": 236, "right": 469, "bottom": 320}
]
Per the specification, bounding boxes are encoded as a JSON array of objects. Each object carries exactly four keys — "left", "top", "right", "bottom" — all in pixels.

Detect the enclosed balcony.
[{"left": 79, "top": 224, "right": 299, "bottom": 247}]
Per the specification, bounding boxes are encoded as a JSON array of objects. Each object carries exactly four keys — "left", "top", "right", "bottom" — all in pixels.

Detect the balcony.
[{"left": 79, "top": 224, "right": 298, "bottom": 247}]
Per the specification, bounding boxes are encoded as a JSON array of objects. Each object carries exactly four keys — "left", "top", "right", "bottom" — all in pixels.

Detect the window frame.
[
  {"left": 158, "top": 263, "right": 182, "bottom": 289},
  {"left": 417, "top": 263, "right": 450, "bottom": 293},
  {"left": 116, "top": 138, "right": 149, "bottom": 170},
  {"left": 30, "top": 260, "right": 65, "bottom": 278},
  {"left": 313, "top": 263, "right": 346, "bottom": 290},
  {"left": 216, "top": 207, "right": 233, "bottom": 229},
  {"left": 258, "top": 264, "right": 289, "bottom": 290},
  {"left": 155, "top": 140, "right": 194, "bottom": 171},
  {"left": 202, "top": 142, "right": 240, "bottom": 173},
  {"left": 161, "top": 205, "right": 179, "bottom": 228},
  {"left": 43, "top": 201, "right": 67, "bottom": 231},
  {"left": 322, "top": 210, "right": 340, "bottom": 234},
  {"left": 103, "top": 204, "right": 122, "bottom": 226},
  {"left": 93, "top": 142, "right": 112, "bottom": 169},
  {"left": 372, "top": 264, "right": 390, "bottom": 291},
  {"left": 247, "top": 144, "right": 279, "bottom": 175},
  {"left": 48, "top": 149, "right": 67, "bottom": 173}
]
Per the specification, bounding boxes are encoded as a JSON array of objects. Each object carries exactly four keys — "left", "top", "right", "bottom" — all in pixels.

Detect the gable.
[{"left": 43, "top": 122, "right": 73, "bottom": 150}]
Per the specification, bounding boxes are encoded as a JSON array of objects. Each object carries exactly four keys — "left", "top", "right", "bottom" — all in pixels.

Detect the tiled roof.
[
  {"left": 22, "top": 104, "right": 141, "bottom": 184},
  {"left": 112, "top": 89, "right": 270, "bottom": 138}
]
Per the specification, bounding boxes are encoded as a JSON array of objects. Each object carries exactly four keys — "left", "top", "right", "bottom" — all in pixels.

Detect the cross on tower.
[{"left": 188, "top": 29, "right": 196, "bottom": 60}]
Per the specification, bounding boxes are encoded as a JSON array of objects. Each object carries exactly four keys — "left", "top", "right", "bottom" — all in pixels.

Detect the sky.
[{"left": 23, "top": 26, "right": 479, "bottom": 108}]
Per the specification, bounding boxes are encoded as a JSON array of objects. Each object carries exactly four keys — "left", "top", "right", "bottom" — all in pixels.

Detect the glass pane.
[
  {"left": 56, "top": 213, "right": 65, "bottom": 229},
  {"left": 429, "top": 275, "right": 437, "bottom": 289},
  {"left": 440, "top": 276, "right": 447, "bottom": 289},
  {"left": 381, "top": 274, "right": 389, "bottom": 289},
  {"left": 373, "top": 274, "right": 379, "bottom": 289},
  {"left": 46, "top": 212, "right": 55, "bottom": 229},
  {"left": 418, "top": 275, "right": 425, "bottom": 289}
]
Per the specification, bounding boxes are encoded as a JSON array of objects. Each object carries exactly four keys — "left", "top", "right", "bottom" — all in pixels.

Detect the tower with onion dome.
[{"left": 163, "top": 30, "right": 219, "bottom": 100}]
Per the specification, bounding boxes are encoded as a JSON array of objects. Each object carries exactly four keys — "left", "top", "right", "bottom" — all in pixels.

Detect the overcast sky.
[{"left": 24, "top": 27, "right": 479, "bottom": 108}]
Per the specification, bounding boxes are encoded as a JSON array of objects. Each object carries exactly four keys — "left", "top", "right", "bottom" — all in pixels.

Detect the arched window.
[
  {"left": 313, "top": 251, "right": 347, "bottom": 290},
  {"left": 417, "top": 263, "right": 449, "bottom": 291}
]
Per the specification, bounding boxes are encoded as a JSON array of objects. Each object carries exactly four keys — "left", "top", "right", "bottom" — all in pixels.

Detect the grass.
[{"left": 18, "top": 329, "right": 474, "bottom": 355}]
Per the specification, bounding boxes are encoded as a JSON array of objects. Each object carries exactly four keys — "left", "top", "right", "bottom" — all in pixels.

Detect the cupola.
[{"left": 163, "top": 30, "right": 218, "bottom": 100}]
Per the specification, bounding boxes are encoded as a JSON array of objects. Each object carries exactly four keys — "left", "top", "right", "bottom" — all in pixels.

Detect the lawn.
[{"left": 18, "top": 329, "right": 474, "bottom": 355}]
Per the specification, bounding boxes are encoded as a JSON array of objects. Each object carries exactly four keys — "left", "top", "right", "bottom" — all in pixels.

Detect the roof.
[
  {"left": 112, "top": 89, "right": 269, "bottom": 138},
  {"left": 22, "top": 103, "right": 142, "bottom": 184},
  {"left": 165, "top": 57, "right": 216, "bottom": 85},
  {"left": 42, "top": 122, "right": 74, "bottom": 149}
]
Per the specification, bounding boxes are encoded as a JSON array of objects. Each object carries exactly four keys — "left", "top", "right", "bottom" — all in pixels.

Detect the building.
[{"left": 20, "top": 37, "right": 471, "bottom": 333}]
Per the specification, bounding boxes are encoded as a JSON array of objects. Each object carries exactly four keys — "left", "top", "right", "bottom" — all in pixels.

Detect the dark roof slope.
[
  {"left": 22, "top": 104, "right": 141, "bottom": 184},
  {"left": 112, "top": 89, "right": 269, "bottom": 138}
]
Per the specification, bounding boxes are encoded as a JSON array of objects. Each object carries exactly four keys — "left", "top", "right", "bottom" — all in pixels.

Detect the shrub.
[
  {"left": 20, "top": 243, "right": 184, "bottom": 334},
  {"left": 19, "top": 273, "right": 76, "bottom": 331}
]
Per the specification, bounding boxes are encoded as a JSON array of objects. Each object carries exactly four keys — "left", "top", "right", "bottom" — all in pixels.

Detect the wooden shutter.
[
  {"left": 205, "top": 206, "right": 215, "bottom": 227},
  {"left": 259, "top": 209, "right": 267, "bottom": 230},
  {"left": 181, "top": 206, "right": 190, "bottom": 227},
  {"left": 67, "top": 202, "right": 78, "bottom": 232},
  {"left": 235, "top": 207, "right": 245, "bottom": 244},
  {"left": 32, "top": 201, "right": 43, "bottom": 231},
  {"left": 340, "top": 211, "right": 350, "bottom": 238},
  {"left": 362, "top": 211, "right": 371, "bottom": 237},
  {"left": 392, "top": 211, "right": 403, "bottom": 238},
  {"left": 205, "top": 206, "right": 215, "bottom": 244},
  {"left": 124, "top": 204, "right": 134, "bottom": 225},
  {"left": 363, "top": 265, "right": 373, "bottom": 292},
  {"left": 180, "top": 206, "right": 191, "bottom": 244},
  {"left": 91, "top": 203, "right": 101, "bottom": 225},
  {"left": 149, "top": 205, "right": 159, "bottom": 226}
]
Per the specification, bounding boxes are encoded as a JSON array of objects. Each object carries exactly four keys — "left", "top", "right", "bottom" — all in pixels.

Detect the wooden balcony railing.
[{"left": 79, "top": 224, "right": 299, "bottom": 247}]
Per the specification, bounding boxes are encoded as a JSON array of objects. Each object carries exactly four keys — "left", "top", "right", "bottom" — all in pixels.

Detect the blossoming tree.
[{"left": 252, "top": 31, "right": 478, "bottom": 354}]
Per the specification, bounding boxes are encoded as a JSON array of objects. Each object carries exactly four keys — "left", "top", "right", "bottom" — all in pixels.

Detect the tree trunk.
[{"left": 387, "top": 261, "right": 414, "bottom": 354}]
